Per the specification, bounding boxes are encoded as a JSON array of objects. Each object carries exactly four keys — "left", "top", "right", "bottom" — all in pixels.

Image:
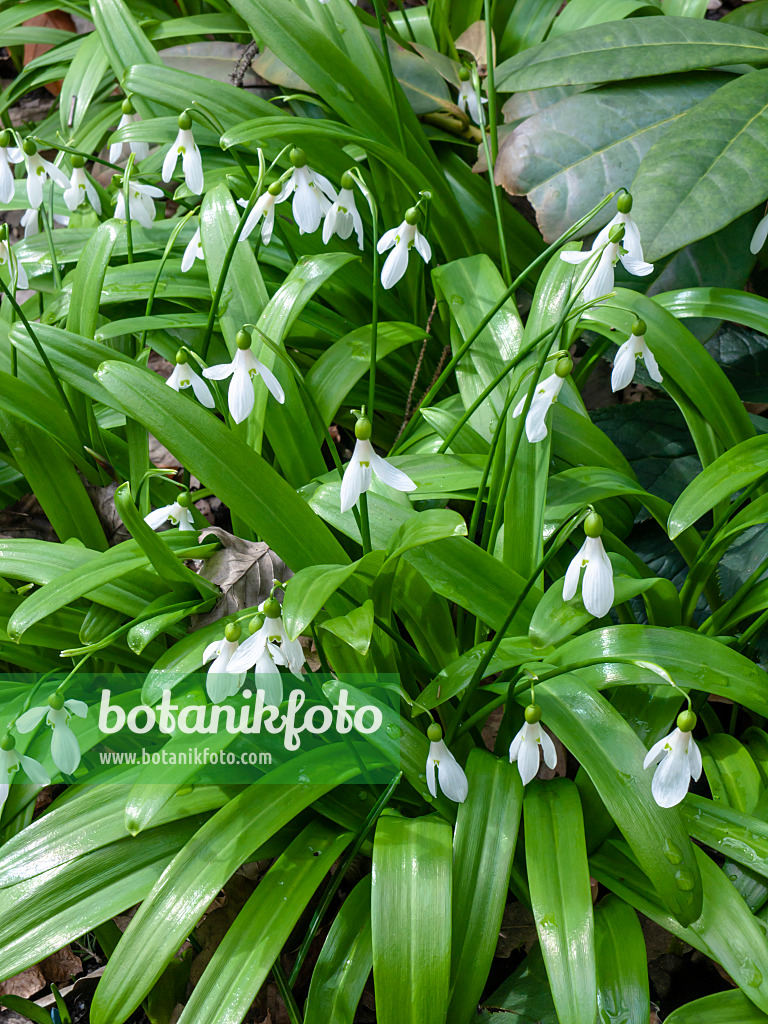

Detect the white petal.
[
  {"left": 182, "top": 143, "right": 204, "bottom": 195},
  {"left": 340, "top": 458, "right": 366, "bottom": 513},
  {"left": 562, "top": 540, "right": 587, "bottom": 601},
  {"left": 228, "top": 363, "right": 255, "bottom": 423},
  {"left": 14, "top": 257, "right": 28, "bottom": 291},
  {"left": 261, "top": 205, "right": 276, "bottom": 246},
  {"left": 227, "top": 631, "right": 268, "bottom": 672},
  {"left": 51, "top": 720, "right": 82, "bottom": 775},
  {"left": 621, "top": 216, "right": 643, "bottom": 262},
  {"left": 377, "top": 225, "right": 401, "bottom": 253},
  {"left": 437, "top": 746, "right": 468, "bottom": 803},
  {"left": 252, "top": 359, "right": 285, "bottom": 404},
  {"left": 65, "top": 699, "right": 88, "bottom": 718},
  {"left": 610, "top": 339, "right": 637, "bottom": 392},
  {"left": 20, "top": 754, "right": 50, "bottom": 785},
  {"left": 293, "top": 170, "right": 322, "bottom": 234},
  {"left": 202, "top": 638, "right": 223, "bottom": 664},
  {"left": 181, "top": 228, "right": 202, "bottom": 272},
  {"left": 581, "top": 537, "right": 614, "bottom": 618},
  {"left": 426, "top": 750, "right": 438, "bottom": 798},
  {"left": 202, "top": 360, "right": 235, "bottom": 381},
  {"left": 620, "top": 254, "right": 654, "bottom": 277},
  {"left": 109, "top": 140, "right": 123, "bottom": 164},
  {"left": 644, "top": 732, "right": 674, "bottom": 770},
  {"left": 162, "top": 138, "right": 181, "bottom": 183},
  {"left": 508, "top": 725, "right": 525, "bottom": 762},
  {"left": 26, "top": 172, "right": 43, "bottom": 210},
  {"left": 540, "top": 728, "right": 557, "bottom": 770},
  {"left": 381, "top": 241, "right": 410, "bottom": 290},
  {"left": 592, "top": 218, "right": 614, "bottom": 250},
  {"left": 0, "top": 156, "right": 15, "bottom": 204},
  {"left": 190, "top": 370, "right": 215, "bottom": 408},
  {"left": 15, "top": 706, "right": 48, "bottom": 733},
  {"left": 412, "top": 228, "right": 431, "bottom": 263},
  {"left": 651, "top": 746, "right": 691, "bottom": 808},
  {"left": 85, "top": 179, "right": 102, "bottom": 214},
  {"left": 310, "top": 169, "right": 338, "bottom": 203},
  {"left": 42, "top": 159, "right": 71, "bottom": 188},
  {"left": 584, "top": 251, "right": 615, "bottom": 303},
  {"left": 131, "top": 139, "right": 150, "bottom": 163},
  {"left": 559, "top": 250, "right": 591, "bottom": 264},
  {"left": 518, "top": 731, "right": 541, "bottom": 786},
  {"left": 351, "top": 204, "right": 364, "bottom": 251},
  {"left": 643, "top": 341, "right": 663, "bottom": 384},
  {"left": 370, "top": 450, "right": 416, "bottom": 492},
  {"left": 144, "top": 505, "right": 172, "bottom": 530},
  {"left": 206, "top": 669, "right": 242, "bottom": 703},
  {"left": 751, "top": 213, "right": 768, "bottom": 255},
  {"left": 687, "top": 735, "right": 702, "bottom": 781}
]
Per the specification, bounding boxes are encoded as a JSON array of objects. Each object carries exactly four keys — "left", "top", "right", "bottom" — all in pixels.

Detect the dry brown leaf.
[
  {"left": 39, "top": 947, "right": 82, "bottom": 984},
  {"left": 0, "top": 965, "right": 45, "bottom": 999},
  {"left": 495, "top": 902, "right": 537, "bottom": 958},
  {"left": 455, "top": 21, "right": 496, "bottom": 74},
  {"left": 189, "top": 875, "right": 256, "bottom": 987},
  {"left": 23, "top": 12, "right": 76, "bottom": 95}
]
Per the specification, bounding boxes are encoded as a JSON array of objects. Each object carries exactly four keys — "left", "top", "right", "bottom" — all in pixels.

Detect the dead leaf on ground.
[
  {"left": 189, "top": 875, "right": 257, "bottom": 987},
  {"left": 39, "top": 947, "right": 82, "bottom": 984},
  {"left": 0, "top": 965, "right": 45, "bottom": 999},
  {"left": 495, "top": 902, "right": 537, "bottom": 958},
  {"left": 455, "top": 21, "right": 496, "bottom": 74}
]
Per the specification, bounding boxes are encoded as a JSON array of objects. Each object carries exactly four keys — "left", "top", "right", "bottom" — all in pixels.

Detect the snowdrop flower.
[
  {"left": 752, "top": 208, "right": 768, "bottom": 255},
  {"left": 377, "top": 206, "right": 431, "bottom": 290},
  {"left": 238, "top": 181, "right": 290, "bottom": 246},
  {"left": 144, "top": 491, "right": 196, "bottom": 531},
  {"left": 0, "top": 226, "right": 27, "bottom": 291},
  {"left": 181, "top": 226, "right": 204, "bottom": 273},
  {"left": 202, "top": 330, "right": 284, "bottom": 424},
  {"left": 560, "top": 223, "right": 653, "bottom": 304},
  {"left": 644, "top": 709, "right": 702, "bottom": 808},
  {"left": 21, "top": 139, "right": 69, "bottom": 210},
  {"left": 114, "top": 175, "right": 164, "bottom": 229},
  {"left": 63, "top": 155, "right": 101, "bottom": 214},
  {"left": 593, "top": 193, "right": 648, "bottom": 265},
  {"left": 562, "top": 512, "right": 614, "bottom": 619},
  {"left": 0, "top": 130, "right": 22, "bottom": 204},
  {"left": 280, "top": 148, "right": 337, "bottom": 235},
  {"left": 340, "top": 414, "right": 416, "bottom": 513},
  {"left": 322, "top": 172, "right": 364, "bottom": 250},
  {"left": 203, "top": 623, "right": 246, "bottom": 703},
  {"left": 16, "top": 694, "right": 88, "bottom": 776},
  {"left": 509, "top": 705, "right": 557, "bottom": 785},
  {"left": 456, "top": 69, "right": 486, "bottom": 126},
  {"left": 611, "top": 317, "right": 662, "bottom": 392},
  {"left": 0, "top": 734, "right": 49, "bottom": 813},
  {"left": 162, "top": 111, "right": 204, "bottom": 195},
  {"left": 512, "top": 356, "right": 571, "bottom": 444},
  {"left": 166, "top": 349, "right": 214, "bottom": 407},
  {"left": 426, "top": 723, "right": 468, "bottom": 803},
  {"left": 228, "top": 597, "right": 306, "bottom": 681},
  {"left": 109, "top": 97, "right": 149, "bottom": 164}
]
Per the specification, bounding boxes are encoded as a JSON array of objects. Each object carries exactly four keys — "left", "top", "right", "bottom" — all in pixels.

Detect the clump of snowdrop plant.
[
  {"left": 16, "top": 693, "right": 88, "bottom": 776},
  {"left": 21, "top": 138, "right": 69, "bottom": 210},
  {"left": 562, "top": 511, "right": 614, "bottom": 619},
  {"left": 561, "top": 217, "right": 653, "bottom": 304},
  {"left": 509, "top": 704, "right": 557, "bottom": 785},
  {"left": 377, "top": 205, "right": 431, "bottom": 290},
  {"left": 425, "top": 722, "right": 468, "bottom": 803},
  {"left": 611, "top": 316, "right": 662, "bottom": 392},
  {"left": 512, "top": 355, "right": 572, "bottom": 444},
  {"left": 644, "top": 708, "right": 702, "bottom": 808},
  {"left": 340, "top": 413, "right": 416, "bottom": 512},
  {"left": 202, "top": 329, "right": 284, "bottom": 424}
]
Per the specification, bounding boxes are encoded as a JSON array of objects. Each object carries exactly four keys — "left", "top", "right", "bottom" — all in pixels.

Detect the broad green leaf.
[
  {"left": 0, "top": 994, "right": 51, "bottom": 1024},
  {"left": 699, "top": 734, "right": 762, "bottom": 814},
  {"left": 723, "top": 2, "right": 768, "bottom": 31},
  {"left": 524, "top": 778, "right": 596, "bottom": 1024},
  {"left": 320, "top": 601, "right": 375, "bottom": 655},
  {"left": 550, "top": 0, "right": 660, "bottom": 37},
  {"left": 283, "top": 556, "right": 380, "bottom": 642},
  {"left": 665, "top": 991, "right": 768, "bottom": 1024},
  {"left": 59, "top": 30, "right": 110, "bottom": 132},
  {"left": 89, "top": 0, "right": 162, "bottom": 118},
  {"left": 485, "top": 943, "right": 559, "bottom": 1021},
  {"left": 495, "top": 17, "right": 768, "bottom": 92},
  {"left": 594, "top": 895, "right": 649, "bottom": 1024},
  {"left": 683, "top": 795, "right": 768, "bottom": 880},
  {"left": 449, "top": 750, "right": 523, "bottom": 1024},
  {"left": 418, "top": 638, "right": 539, "bottom": 712},
  {"left": 497, "top": 0, "right": 562, "bottom": 59},
  {"left": 632, "top": 70, "right": 768, "bottom": 261},
  {"left": 124, "top": 62, "right": 277, "bottom": 124},
  {"left": 372, "top": 814, "right": 452, "bottom": 1024},
  {"left": 304, "top": 875, "right": 373, "bottom": 1024}
]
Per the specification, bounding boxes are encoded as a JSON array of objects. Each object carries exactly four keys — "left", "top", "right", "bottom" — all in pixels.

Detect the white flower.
[
  {"left": 426, "top": 738, "right": 468, "bottom": 803},
  {"left": 509, "top": 721, "right": 557, "bottom": 785},
  {"left": 0, "top": 140, "right": 22, "bottom": 204},
  {"left": 16, "top": 698, "right": 88, "bottom": 776},
  {"left": 611, "top": 326, "right": 662, "bottom": 392},
  {"left": 644, "top": 725, "right": 702, "bottom": 808},
  {"left": 203, "top": 632, "right": 245, "bottom": 704},
  {"left": 560, "top": 238, "right": 653, "bottom": 304},
  {"left": 281, "top": 164, "right": 337, "bottom": 235},
  {"left": 340, "top": 437, "right": 416, "bottom": 513},
  {"left": 0, "top": 744, "right": 49, "bottom": 813},
  {"left": 63, "top": 165, "right": 101, "bottom": 214},
  {"left": 228, "top": 601, "right": 306, "bottom": 681},
  {"left": 23, "top": 150, "right": 70, "bottom": 210},
  {"left": 752, "top": 212, "right": 768, "bottom": 255},
  {"left": 181, "top": 227, "right": 204, "bottom": 273},
  {"left": 456, "top": 79, "right": 486, "bottom": 125},
  {"left": 322, "top": 187, "right": 364, "bottom": 250},
  {"left": 114, "top": 180, "right": 164, "bottom": 229},
  {"left": 162, "top": 126, "right": 204, "bottom": 195},
  {"left": 202, "top": 345, "right": 284, "bottom": 424},
  {"left": 144, "top": 500, "right": 196, "bottom": 531},
  {"left": 20, "top": 208, "right": 39, "bottom": 238},
  {"left": 166, "top": 354, "right": 214, "bottom": 407},
  {"left": 512, "top": 371, "right": 565, "bottom": 444},
  {"left": 377, "top": 217, "right": 431, "bottom": 290},
  {"left": 109, "top": 111, "right": 149, "bottom": 164},
  {"left": 593, "top": 210, "right": 646, "bottom": 264},
  {"left": 563, "top": 535, "right": 614, "bottom": 618},
  {"left": 0, "top": 235, "right": 28, "bottom": 291},
  {"left": 238, "top": 184, "right": 290, "bottom": 246}
]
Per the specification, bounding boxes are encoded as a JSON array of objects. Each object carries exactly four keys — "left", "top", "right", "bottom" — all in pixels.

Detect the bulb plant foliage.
[{"left": 0, "top": 2, "right": 767, "bottom": 1024}]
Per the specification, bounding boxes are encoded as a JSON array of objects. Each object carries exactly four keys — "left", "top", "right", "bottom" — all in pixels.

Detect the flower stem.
[
  {"left": 483, "top": 0, "right": 499, "bottom": 169},
  {"left": 123, "top": 152, "right": 135, "bottom": 264},
  {"left": 373, "top": 0, "right": 408, "bottom": 154},
  {"left": 358, "top": 491, "right": 372, "bottom": 554},
  {"left": 39, "top": 183, "right": 61, "bottom": 290},
  {"left": 272, "top": 960, "right": 303, "bottom": 1024},
  {"left": 368, "top": 201, "right": 380, "bottom": 422}
]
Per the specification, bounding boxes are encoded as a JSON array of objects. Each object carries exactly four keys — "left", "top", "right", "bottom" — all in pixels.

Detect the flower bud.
[
  {"left": 177, "top": 491, "right": 193, "bottom": 509},
  {"left": 0, "top": 733, "right": 15, "bottom": 751},
  {"left": 290, "top": 147, "right": 307, "bottom": 168},
  {"left": 175, "top": 348, "right": 189, "bottom": 365},
  {"left": 617, "top": 193, "right": 633, "bottom": 214},
  {"left": 121, "top": 97, "right": 135, "bottom": 115},
  {"left": 249, "top": 613, "right": 265, "bottom": 635},
  {"left": 404, "top": 206, "right": 420, "bottom": 226},
  {"left": 608, "top": 223, "right": 625, "bottom": 244},
  {"left": 354, "top": 415, "right": 372, "bottom": 440},
  {"left": 341, "top": 171, "right": 355, "bottom": 190},
  {"left": 458, "top": 66, "right": 470, "bottom": 81},
  {"left": 555, "top": 356, "right": 573, "bottom": 378},
  {"left": 427, "top": 722, "right": 443, "bottom": 742},
  {"left": 48, "top": 693, "right": 65, "bottom": 711},
  {"left": 71, "top": 154, "right": 85, "bottom": 169},
  {"left": 584, "top": 511, "right": 603, "bottom": 538},
  {"left": 22, "top": 139, "right": 37, "bottom": 156},
  {"left": 236, "top": 329, "right": 251, "bottom": 350},
  {"left": 178, "top": 111, "right": 192, "bottom": 131},
  {"left": 0, "top": 130, "right": 10, "bottom": 149},
  {"left": 631, "top": 318, "right": 646, "bottom": 337},
  {"left": 677, "top": 709, "right": 696, "bottom": 733},
  {"left": 524, "top": 704, "right": 542, "bottom": 724},
  {"left": 262, "top": 597, "right": 282, "bottom": 619},
  {"left": 224, "top": 623, "right": 242, "bottom": 643},
  {"left": 268, "top": 180, "right": 284, "bottom": 196}
]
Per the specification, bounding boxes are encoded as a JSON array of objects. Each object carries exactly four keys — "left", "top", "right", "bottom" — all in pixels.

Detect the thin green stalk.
[
  {"left": 32, "top": 139, "right": 124, "bottom": 173},
  {"left": 473, "top": 65, "right": 509, "bottom": 285},
  {"left": 122, "top": 152, "right": 135, "bottom": 264},
  {"left": 140, "top": 208, "right": 199, "bottom": 351},
  {"left": 359, "top": 491, "right": 372, "bottom": 553},
  {"left": 373, "top": 0, "right": 407, "bottom": 154},
  {"left": 39, "top": 184, "right": 61, "bottom": 289},
  {"left": 737, "top": 607, "right": 768, "bottom": 651},
  {"left": 483, "top": 0, "right": 499, "bottom": 169},
  {"left": 272, "top": 960, "right": 303, "bottom": 1024},
  {"left": 368, "top": 201, "right": 380, "bottom": 422}
]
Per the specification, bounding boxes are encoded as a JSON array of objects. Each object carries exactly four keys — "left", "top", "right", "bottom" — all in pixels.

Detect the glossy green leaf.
[
  {"left": 550, "top": 0, "right": 660, "bottom": 37},
  {"left": 0, "top": 994, "right": 52, "bottom": 1024},
  {"left": 59, "top": 30, "right": 110, "bottom": 132},
  {"left": 418, "top": 638, "right": 538, "bottom": 712},
  {"left": 683, "top": 795, "right": 768, "bottom": 879},
  {"left": 665, "top": 990, "right": 768, "bottom": 1023},
  {"left": 699, "top": 733, "right": 762, "bottom": 814},
  {"left": 594, "top": 895, "right": 649, "bottom": 1024},
  {"left": 89, "top": 0, "right": 161, "bottom": 117}
]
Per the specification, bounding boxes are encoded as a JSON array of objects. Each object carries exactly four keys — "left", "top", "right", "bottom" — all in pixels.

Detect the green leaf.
[
  {"left": 665, "top": 991, "right": 768, "bottom": 1024},
  {"left": 282, "top": 557, "right": 378, "bottom": 642},
  {"left": 60, "top": 31, "right": 110, "bottom": 132},
  {"left": 304, "top": 875, "right": 373, "bottom": 1024},
  {"left": 549, "top": 0, "right": 661, "bottom": 37},
  {"left": 594, "top": 895, "right": 649, "bottom": 1024},
  {"left": 0, "top": 994, "right": 52, "bottom": 1024},
  {"left": 449, "top": 750, "right": 523, "bottom": 1024},
  {"left": 418, "top": 638, "right": 538, "bottom": 712},
  {"left": 320, "top": 601, "right": 375, "bottom": 655},
  {"left": 371, "top": 814, "right": 452, "bottom": 1024},
  {"left": 89, "top": 0, "right": 161, "bottom": 116},
  {"left": 124, "top": 62, "right": 277, "bottom": 124},
  {"left": 699, "top": 733, "right": 762, "bottom": 814},
  {"left": 683, "top": 794, "right": 768, "bottom": 879},
  {"left": 495, "top": 17, "right": 768, "bottom": 92},
  {"left": 632, "top": 70, "right": 768, "bottom": 262},
  {"left": 524, "top": 778, "right": 596, "bottom": 1024}
]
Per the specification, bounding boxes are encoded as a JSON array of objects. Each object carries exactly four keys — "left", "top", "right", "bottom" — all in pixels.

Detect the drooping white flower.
[
  {"left": 425, "top": 725, "right": 467, "bottom": 803},
  {"left": 593, "top": 210, "right": 646, "bottom": 265},
  {"left": 377, "top": 210, "right": 431, "bottom": 290},
  {"left": 322, "top": 176, "right": 364, "bottom": 250},
  {"left": 562, "top": 518, "right": 614, "bottom": 619},
  {"left": 63, "top": 161, "right": 101, "bottom": 214},
  {"left": 181, "top": 226, "right": 204, "bottom": 273},
  {"left": 0, "top": 232, "right": 28, "bottom": 291},
  {"left": 0, "top": 739, "right": 49, "bottom": 813},
  {"left": 109, "top": 102, "right": 149, "bottom": 164},
  {"left": 166, "top": 351, "right": 214, "bottom": 407},
  {"left": 512, "top": 365, "right": 569, "bottom": 444},
  {"left": 162, "top": 114, "right": 204, "bottom": 195},
  {"left": 340, "top": 417, "right": 416, "bottom": 513},
  {"left": 0, "top": 134, "right": 22, "bottom": 204},
  {"left": 280, "top": 150, "right": 337, "bottom": 235},
  {"left": 644, "top": 710, "right": 701, "bottom": 808},
  {"left": 456, "top": 78, "right": 486, "bottom": 125},
  {"left": 202, "top": 336, "right": 284, "bottom": 424},
  {"left": 203, "top": 624, "right": 246, "bottom": 704},
  {"left": 114, "top": 179, "right": 164, "bottom": 229},
  {"left": 611, "top": 319, "right": 662, "bottom": 392},
  {"left": 16, "top": 696, "right": 88, "bottom": 776},
  {"left": 144, "top": 497, "right": 196, "bottom": 531},
  {"left": 238, "top": 182, "right": 291, "bottom": 246},
  {"left": 227, "top": 598, "right": 306, "bottom": 682},
  {"left": 509, "top": 711, "right": 557, "bottom": 785},
  {"left": 20, "top": 208, "right": 39, "bottom": 238},
  {"left": 561, "top": 232, "right": 653, "bottom": 304},
  {"left": 22, "top": 145, "right": 70, "bottom": 210}
]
